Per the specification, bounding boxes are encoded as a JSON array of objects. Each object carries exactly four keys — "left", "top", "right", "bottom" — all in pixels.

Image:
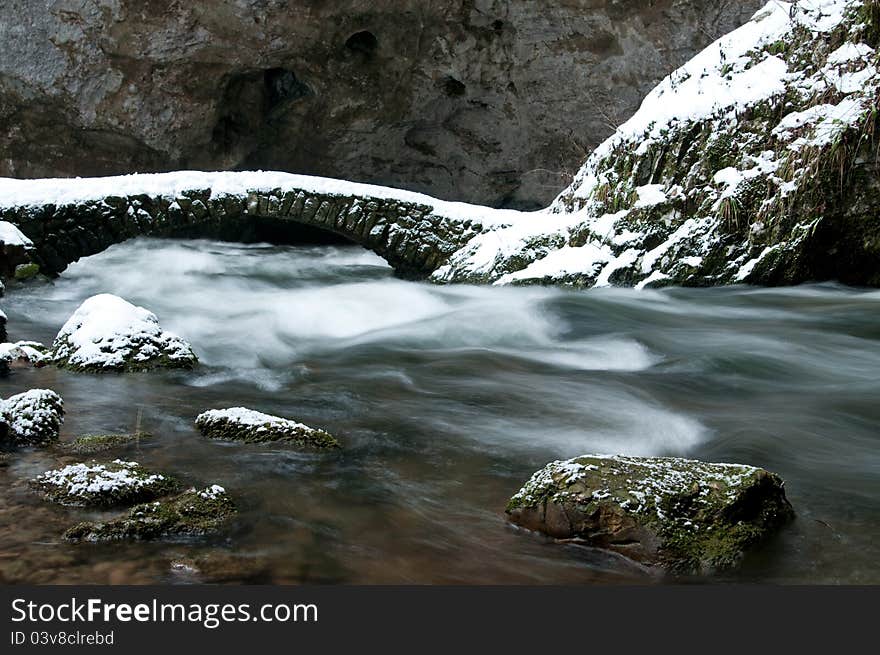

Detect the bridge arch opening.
[{"left": 167, "top": 215, "right": 355, "bottom": 247}]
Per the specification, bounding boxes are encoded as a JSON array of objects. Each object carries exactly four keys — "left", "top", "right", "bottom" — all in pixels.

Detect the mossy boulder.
[
  {"left": 30, "top": 459, "right": 178, "bottom": 507},
  {"left": 57, "top": 433, "right": 149, "bottom": 456},
  {"left": 52, "top": 294, "right": 197, "bottom": 372},
  {"left": 64, "top": 485, "right": 236, "bottom": 542},
  {"left": 195, "top": 407, "right": 340, "bottom": 449},
  {"left": 506, "top": 455, "right": 794, "bottom": 575},
  {"left": 0, "top": 388, "right": 64, "bottom": 447},
  {"left": 14, "top": 262, "right": 40, "bottom": 281}
]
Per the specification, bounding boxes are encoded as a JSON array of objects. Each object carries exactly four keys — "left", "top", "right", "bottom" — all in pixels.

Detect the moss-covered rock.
[
  {"left": 506, "top": 454, "right": 794, "bottom": 575},
  {"left": 30, "top": 459, "right": 178, "bottom": 507},
  {"left": 13, "top": 262, "right": 40, "bottom": 281},
  {"left": 64, "top": 485, "right": 236, "bottom": 542},
  {"left": 195, "top": 407, "right": 340, "bottom": 449},
  {"left": 0, "top": 388, "right": 64, "bottom": 447},
  {"left": 57, "top": 433, "right": 149, "bottom": 455},
  {"left": 52, "top": 294, "right": 197, "bottom": 372}
]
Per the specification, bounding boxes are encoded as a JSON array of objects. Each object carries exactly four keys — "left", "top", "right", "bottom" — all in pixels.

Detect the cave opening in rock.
[
  {"left": 344, "top": 30, "right": 379, "bottom": 59},
  {"left": 210, "top": 67, "right": 312, "bottom": 166}
]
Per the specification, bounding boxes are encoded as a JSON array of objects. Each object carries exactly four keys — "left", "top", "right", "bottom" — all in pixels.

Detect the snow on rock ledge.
[
  {"left": 435, "top": 0, "right": 880, "bottom": 288},
  {"left": 195, "top": 407, "right": 340, "bottom": 449},
  {"left": 0, "top": 389, "right": 64, "bottom": 447},
  {"left": 30, "top": 459, "right": 179, "bottom": 507},
  {"left": 52, "top": 294, "right": 197, "bottom": 372},
  {"left": 506, "top": 454, "right": 794, "bottom": 575}
]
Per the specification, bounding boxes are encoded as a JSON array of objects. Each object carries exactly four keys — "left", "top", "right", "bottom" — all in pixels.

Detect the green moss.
[
  {"left": 64, "top": 486, "right": 237, "bottom": 542},
  {"left": 14, "top": 263, "right": 40, "bottom": 281},
  {"left": 53, "top": 350, "right": 198, "bottom": 373},
  {"left": 57, "top": 433, "right": 150, "bottom": 455}
]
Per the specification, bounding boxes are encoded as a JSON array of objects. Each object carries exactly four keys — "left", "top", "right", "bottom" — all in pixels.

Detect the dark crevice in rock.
[
  {"left": 264, "top": 68, "right": 313, "bottom": 112},
  {"left": 439, "top": 76, "right": 466, "bottom": 97}
]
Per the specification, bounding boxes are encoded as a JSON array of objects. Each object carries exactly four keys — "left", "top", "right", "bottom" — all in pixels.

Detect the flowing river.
[{"left": 1, "top": 238, "right": 879, "bottom": 584}]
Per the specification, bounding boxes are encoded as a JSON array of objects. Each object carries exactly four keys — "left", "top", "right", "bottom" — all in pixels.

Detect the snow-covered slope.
[{"left": 434, "top": 0, "right": 880, "bottom": 288}]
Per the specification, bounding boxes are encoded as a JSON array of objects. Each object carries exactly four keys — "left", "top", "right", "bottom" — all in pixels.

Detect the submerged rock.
[
  {"left": 57, "top": 433, "right": 149, "bottom": 456},
  {"left": 168, "top": 552, "right": 271, "bottom": 584},
  {"left": 0, "top": 389, "right": 64, "bottom": 446},
  {"left": 506, "top": 455, "right": 794, "bottom": 575},
  {"left": 30, "top": 459, "right": 178, "bottom": 507},
  {"left": 64, "top": 485, "right": 236, "bottom": 543},
  {"left": 195, "top": 407, "right": 340, "bottom": 449},
  {"left": 52, "top": 293, "right": 197, "bottom": 372}
]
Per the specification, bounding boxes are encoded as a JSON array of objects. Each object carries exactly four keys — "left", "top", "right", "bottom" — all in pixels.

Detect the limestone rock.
[
  {"left": 52, "top": 294, "right": 197, "bottom": 372},
  {"left": 64, "top": 485, "right": 236, "bottom": 543},
  {"left": 0, "top": 388, "right": 64, "bottom": 447},
  {"left": 195, "top": 407, "right": 340, "bottom": 449},
  {"left": 30, "top": 459, "right": 178, "bottom": 507},
  {"left": 0, "top": 1, "right": 760, "bottom": 210},
  {"left": 506, "top": 455, "right": 794, "bottom": 574}
]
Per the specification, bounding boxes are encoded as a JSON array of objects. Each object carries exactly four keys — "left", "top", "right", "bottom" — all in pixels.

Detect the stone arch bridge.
[{"left": 0, "top": 172, "right": 510, "bottom": 280}]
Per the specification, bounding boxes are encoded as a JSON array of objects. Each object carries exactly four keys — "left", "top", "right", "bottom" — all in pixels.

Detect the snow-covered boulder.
[
  {"left": 0, "top": 389, "right": 64, "bottom": 446},
  {"left": 0, "top": 341, "right": 49, "bottom": 369},
  {"left": 436, "top": 0, "right": 880, "bottom": 288},
  {"left": 195, "top": 407, "right": 340, "bottom": 448},
  {"left": 64, "top": 485, "right": 236, "bottom": 542},
  {"left": 52, "top": 294, "right": 197, "bottom": 372},
  {"left": 506, "top": 455, "right": 794, "bottom": 575},
  {"left": 30, "top": 460, "right": 178, "bottom": 507}
]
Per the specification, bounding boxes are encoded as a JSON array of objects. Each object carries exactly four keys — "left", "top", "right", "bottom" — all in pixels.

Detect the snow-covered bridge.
[{"left": 0, "top": 171, "right": 518, "bottom": 279}]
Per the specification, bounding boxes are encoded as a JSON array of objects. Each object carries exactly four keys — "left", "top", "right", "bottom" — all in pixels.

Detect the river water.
[{"left": 1, "top": 238, "right": 878, "bottom": 584}]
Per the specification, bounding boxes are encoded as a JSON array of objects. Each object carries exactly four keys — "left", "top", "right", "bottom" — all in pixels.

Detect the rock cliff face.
[
  {"left": 0, "top": 0, "right": 761, "bottom": 209},
  {"left": 436, "top": 0, "right": 880, "bottom": 288}
]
